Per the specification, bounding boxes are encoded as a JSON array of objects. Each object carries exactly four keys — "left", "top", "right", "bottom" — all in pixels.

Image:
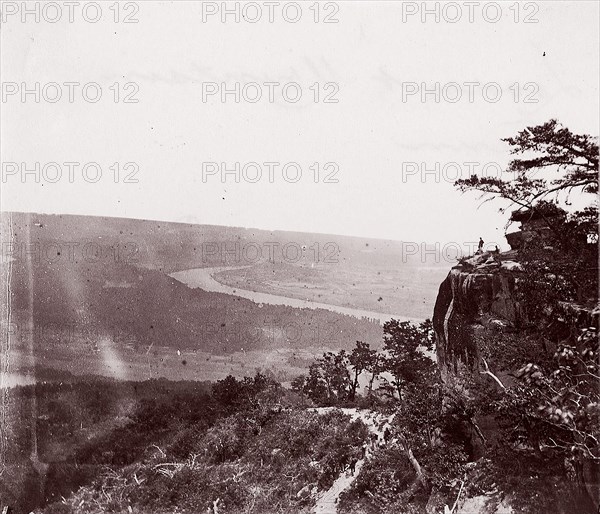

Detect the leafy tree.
[
  {"left": 302, "top": 343, "right": 380, "bottom": 405},
  {"left": 390, "top": 381, "right": 469, "bottom": 493},
  {"left": 212, "top": 375, "right": 244, "bottom": 410},
  {"left": 348, "top": 341, "right": 378, "bottom": 400},
  {"left": 379, "top": 319, "right": 436, "bottom": 400},
  {"left": 290, "top": 374, "right": 307, "bottom": 405},
  {"left": 321, "top": 350, "right": 352, "bottom": 403},
  {"left": 212, "top": 372, "right": 281, "bottom": 412},
  {"left": 303, "top": 362, "right": 329, "bottom": 405},
  {"left": 366, "top": 351, "right": 383, "bottom": 397},
  {"left": 455, "top": 119, "right": 598, "bottom": 212},
  {"left": 509, "top": 326, "right": 599, "bottom": 492}
]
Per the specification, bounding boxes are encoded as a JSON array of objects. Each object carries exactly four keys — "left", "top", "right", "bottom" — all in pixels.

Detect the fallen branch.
[
  {"left": 480, "top": 359, "right": 506, "bottom": 390},
  {"left": 469, "top": 418, "right": 487, "bottom": 444},
  {"left": 151, "top": 444, "right": 166, "bottom": 457},
  {"left": 152, "top": 462, "right": 181, "bottom": 469}
]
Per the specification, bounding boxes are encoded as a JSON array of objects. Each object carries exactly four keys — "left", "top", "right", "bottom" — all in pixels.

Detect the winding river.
[{"left": 170, "top": 266, "right": 424, "bottom": 325}]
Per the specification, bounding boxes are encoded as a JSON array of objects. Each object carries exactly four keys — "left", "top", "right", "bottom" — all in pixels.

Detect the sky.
[{"left": 1, "top": 0, "right": 599, "bottom": 249}]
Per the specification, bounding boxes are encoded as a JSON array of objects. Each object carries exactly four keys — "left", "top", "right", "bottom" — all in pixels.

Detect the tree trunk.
[
  {"left": 368, "top": 372, "right": 376, "bottom": 395},
  {"left": 351, "top": 370, "right": 359, "bottom": 401},
  {"left": 395, "top": 381, "right": 403, "bottom": 402},
  {"left": 406, "top": 447, "right": 428, "bottom": 489},
  {"left": 398, "top": 435, "right": 428, "bottom": 489}
]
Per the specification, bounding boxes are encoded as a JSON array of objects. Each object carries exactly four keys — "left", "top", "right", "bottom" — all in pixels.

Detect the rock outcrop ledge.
[{"left": 433, "top": 251, "right": 523, "bottom": 380}]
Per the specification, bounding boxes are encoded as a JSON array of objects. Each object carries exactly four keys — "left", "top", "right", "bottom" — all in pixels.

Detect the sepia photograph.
[{"left": 0, "top": 1, "right": 598, "bottom": 513}]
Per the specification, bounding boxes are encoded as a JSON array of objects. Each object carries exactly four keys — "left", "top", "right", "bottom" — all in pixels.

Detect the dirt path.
[{"left": 312, "top": 408, "right": 395, "bottom": 514}]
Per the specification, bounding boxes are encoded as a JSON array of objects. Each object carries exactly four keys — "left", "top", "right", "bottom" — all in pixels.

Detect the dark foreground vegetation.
[{"left": 1, "top": 374, "right": 371, "bottom": 514}]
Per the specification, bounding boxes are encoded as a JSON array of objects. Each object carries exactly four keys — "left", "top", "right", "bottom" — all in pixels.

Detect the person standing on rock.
[{"left": 478, "top": 237, "right": 484, "bottom": 253}]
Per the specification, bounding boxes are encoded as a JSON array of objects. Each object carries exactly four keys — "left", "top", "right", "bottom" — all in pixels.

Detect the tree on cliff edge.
[
  {"left": 456, "top": 120, "right": 598, "bottom": 305},
  {"left": 455, "top": 119, "right": 598, "bottom": 211}
]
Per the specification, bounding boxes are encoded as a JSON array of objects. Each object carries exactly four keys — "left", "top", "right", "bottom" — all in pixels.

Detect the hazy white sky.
[{"left": 1, "top": 1, "right": 598, "bottom": 247}]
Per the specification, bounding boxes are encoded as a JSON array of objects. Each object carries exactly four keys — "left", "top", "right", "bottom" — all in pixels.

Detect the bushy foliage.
[
  {"left": 338, "top": 447, "right": 423, "bottom": 514},
  {"left": 211, "top": 372, "right": 283, "bottom": 413},
  {"left": 1, "top": 379, "right": 213, "bottom": 514},
  {"left": 41, "top": 408, "right": 369, "bottom": 514}
]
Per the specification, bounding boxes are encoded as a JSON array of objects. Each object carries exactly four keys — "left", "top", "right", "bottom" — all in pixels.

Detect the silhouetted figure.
[
  {"left": 477, "top": 237, "right": 484, "bottom": 253},
  {"left": 491, "top": 245, "right": 501, "bottom": 263}
]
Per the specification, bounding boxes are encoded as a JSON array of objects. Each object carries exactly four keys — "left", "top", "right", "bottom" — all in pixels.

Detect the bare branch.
[{"left": 480, "top": 359, "right": 506, "bottom": 390}]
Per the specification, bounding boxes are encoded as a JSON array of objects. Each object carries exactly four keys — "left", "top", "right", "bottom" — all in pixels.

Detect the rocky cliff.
[
  {"left": 433, "top": 250, "right": 524, "bottom": 380},
  {"left": 431, "top": 249, "right": 599, "bottom": 514}
]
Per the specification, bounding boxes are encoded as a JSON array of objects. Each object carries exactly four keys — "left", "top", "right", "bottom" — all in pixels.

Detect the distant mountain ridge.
[{"left": 1, "top": 212, "right": 452, "bottom": 272}]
